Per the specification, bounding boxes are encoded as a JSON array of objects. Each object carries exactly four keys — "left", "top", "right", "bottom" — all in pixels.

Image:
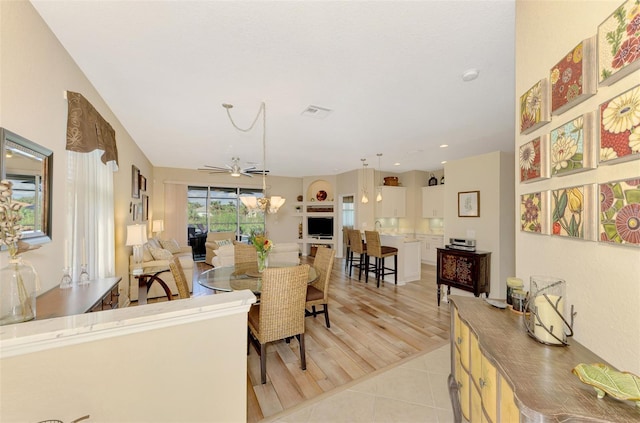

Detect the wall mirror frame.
[{"left": 0, "top": 128, "right": 53, "bottom": 246}]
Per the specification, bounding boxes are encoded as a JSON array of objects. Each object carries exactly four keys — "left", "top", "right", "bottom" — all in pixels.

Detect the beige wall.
[
  {"left": 0, "top": 0, "right": 151, "bottom": 299},
  {"left": 443, "top": 151, "right": 516, "bottom": 299},
  {"left": 516, "top": 0, "right": 640, "bottom": 372}
]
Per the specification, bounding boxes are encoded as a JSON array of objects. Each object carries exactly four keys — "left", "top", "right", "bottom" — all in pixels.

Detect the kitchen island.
[{"left": 379, "top": 234, "right": 422, "bottom": 284}]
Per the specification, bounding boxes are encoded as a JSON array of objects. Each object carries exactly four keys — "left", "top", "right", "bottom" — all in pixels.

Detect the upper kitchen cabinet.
[
  {"left": 422, "top": 185, "right": 444, "bottom": 218},
  {"left": 376, "top": 186, "right": 406, "bottom": 218}
]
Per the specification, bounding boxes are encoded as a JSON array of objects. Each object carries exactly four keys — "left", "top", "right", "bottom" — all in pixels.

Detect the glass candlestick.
[
  {"left": 78, "top": 264, "right": 90, "bottom": 285},
  {"left": 59, "top": 267, "right": 72, "bottom": 289}
]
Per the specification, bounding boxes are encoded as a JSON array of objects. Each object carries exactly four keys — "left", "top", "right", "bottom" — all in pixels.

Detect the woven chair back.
[
  {"left": 169, "top": 256, "right": 190, "bottom": 299},
  {"left": 235, "top": 243, "right": 258, "bottom": 265},
  {"left": 348, "top": 229, "right": 365, "bottom": 254},
  {"left": 364, "top": 230, "right": 382, "bottom": 257},
  {"left": 259, "top": 264, "right": 310, "bottom": 343},
  {"left": 310, "top": 246, "right": 335, "bottom": 299}
]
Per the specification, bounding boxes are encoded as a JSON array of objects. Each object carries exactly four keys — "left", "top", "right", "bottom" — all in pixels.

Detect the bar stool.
[
  {"left": 364, "top": 230, "right": 398, "bottom": 288},
  {"left": 347, "top": 229, "right": 368, "bottom": 281},
  {"left": 342, "top": 227, "right": 352, "bottom": 272}
]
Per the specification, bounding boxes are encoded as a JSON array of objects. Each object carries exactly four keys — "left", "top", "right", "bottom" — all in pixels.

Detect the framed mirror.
[{"left": 0, "top": 128, "right": 53, "bottom": 245}]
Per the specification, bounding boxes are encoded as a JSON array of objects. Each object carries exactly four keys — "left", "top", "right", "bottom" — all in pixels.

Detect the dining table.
[{"left": 197, "top": 262, "right": 318, "bottom": 294}]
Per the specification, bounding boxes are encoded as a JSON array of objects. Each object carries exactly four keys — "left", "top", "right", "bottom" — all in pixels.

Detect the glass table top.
[{"left": 197, "top": 262, "right": 318, "bottom": 294}]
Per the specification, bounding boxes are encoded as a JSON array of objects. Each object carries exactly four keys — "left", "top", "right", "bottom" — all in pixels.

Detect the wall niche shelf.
[{"left": 296, "top": 177, "right": 337, "bottom": 255}]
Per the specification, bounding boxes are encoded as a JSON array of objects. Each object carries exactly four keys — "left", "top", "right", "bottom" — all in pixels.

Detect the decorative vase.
[
  {"left": 257, "top": 250, "right": 269, "bottom": 273},
  {"left": 0, "top": 254, "right": 38, "bottom": 325}
]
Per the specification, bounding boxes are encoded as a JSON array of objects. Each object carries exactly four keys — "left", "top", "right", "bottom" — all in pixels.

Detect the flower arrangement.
[
  {"left": 0, "top": 180, "right": 27, "bottom": 257},
  {"left": 250, "top": 232, "right": 272, "bottom": 272},
  {"left": 250, "top": 232, "right": 272, "bottom": 254}
]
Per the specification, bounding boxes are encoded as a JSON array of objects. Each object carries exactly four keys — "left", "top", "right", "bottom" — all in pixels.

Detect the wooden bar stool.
[
  {"left": 342, "top": 227, "right": 352, "bottom": 272},
  {"left": 364, "top": 231, "right": 398, "bottom": 288},
  {"left": 347, "top": 229, "right": 368, "bottom": 281}
]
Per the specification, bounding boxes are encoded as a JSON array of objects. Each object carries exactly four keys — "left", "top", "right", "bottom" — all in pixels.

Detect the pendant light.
[
  {"left": 361, "top": 159, "right": 369, "bottom": 204},
  {"left": 376, "top": 153, "right": 383, "bottom": 202},
  {"left": 222, "top": 102, "right": 285, "bottom": 214}
]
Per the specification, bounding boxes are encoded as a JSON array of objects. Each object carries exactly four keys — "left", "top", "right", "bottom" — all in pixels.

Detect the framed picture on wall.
[
  {"left": 519, "top": 135, "right": 550, "bottom": 183},
  {"left": 139, "top": 174, "right": 147, "bottom": 192},
  {"left": 520, "top": 191, "right": 549, "bottom": 234},
  {"left": 519, "top": 78, "right": 550, "bottom": 134},
  {"left": 598, "top": 0, "right": 640, "bottom": 86},
  {"left": 550, "top": 112, "right": 597, "bottom": 177},
  {"left": 458, "top": 191, "right": 480, "bottom": 217},
  {"left": 131, "top": 165, "right": 140, "bottom": 199},
  {"left": 599, "top": 84, "right": 640, "bottom": 164},
  {"left": 599, "top": 178, "right": 640, "bottom": 247},
  {"left": 550, "top": 36, "right": 596, "bottom": 115},
  {"left": 142, "top": 194, "right": 149, "bottom": 221}
]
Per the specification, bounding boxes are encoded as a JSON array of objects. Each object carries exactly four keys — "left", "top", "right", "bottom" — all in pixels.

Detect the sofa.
[
  {"left": 129, "top": 237, "right": 194, "bottom": 301},
  {"left": 211, "top": 241, "right": 301, "bottom": 268},
  {"left": 205, "top": 231, "right": 238, "bottom": 264}
]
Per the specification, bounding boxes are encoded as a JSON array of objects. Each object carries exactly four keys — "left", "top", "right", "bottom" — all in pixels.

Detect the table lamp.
[
  {"left": 126, "top": 224, "right": 148, "bottom": 275},
  {"left": 152, "top": 219, "right": 164, "bottom": 237}
]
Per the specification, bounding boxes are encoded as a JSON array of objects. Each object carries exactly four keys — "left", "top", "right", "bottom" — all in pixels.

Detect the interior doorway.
[{"left": 337, "top": 194, "right": 355, "bottom": 258}]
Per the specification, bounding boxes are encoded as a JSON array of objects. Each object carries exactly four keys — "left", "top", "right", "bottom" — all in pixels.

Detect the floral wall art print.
[
  {"left": 521, "top": 191, "right": 548, "bottom": 234},
  {"left": 550, "top": 37, "right": 597, "bottom": 115},
  {"left": 600, "top": 178, "right": 640, "bottom": 246},
  {"left": 519, "top": 136, "right": 549, "bottom": 183},
  {"left": 550, "top": 113, "right": 596, "bottom": 177},
  {"left": 552, "top": 185, "right": 596, "bottom": 240},
  {"left": 520, "top": 79, "right": 550, "bottom": 134},
  {"left": 599, "top": 84, "right": 640, "bottom": 164},
  {"left": 598, "top": 0, "right": 640, "bottom": 86}
]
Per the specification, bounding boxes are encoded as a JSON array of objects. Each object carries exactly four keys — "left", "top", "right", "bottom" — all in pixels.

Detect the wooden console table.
[
  {"left": 437, "top": 248, "right": 490, "bottom": 306},
  {"left": 35, "top": 277, "right": 121, "bottom": 320},
  {"left": 449, "top": 296, "right": 639, "bottom": 422}
]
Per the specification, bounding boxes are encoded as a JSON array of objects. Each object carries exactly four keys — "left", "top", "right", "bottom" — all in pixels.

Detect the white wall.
[
  {"left": 516, "top": 0, "right": 640, "bottom": 373},
  {"left": 1, "top": 293, "right": 253, "bottom": 422}
]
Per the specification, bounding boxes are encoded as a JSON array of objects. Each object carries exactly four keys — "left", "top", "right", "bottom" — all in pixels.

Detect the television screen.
[{"left": 307, "top": 217, "right": 333, "bottom": 237}]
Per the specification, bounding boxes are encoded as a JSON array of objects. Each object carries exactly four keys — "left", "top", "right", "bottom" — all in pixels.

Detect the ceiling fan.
[{"left": 198, "top": 157, "right": 269, "bottom": 178}]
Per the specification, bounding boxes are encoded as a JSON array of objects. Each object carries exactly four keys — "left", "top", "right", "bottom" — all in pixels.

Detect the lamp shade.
[
  {"left": 126, "top": 224, "right": 148, "bottom": 246},
  {"left": 152, "top": 219, "right": 164, "bottom": 233}
]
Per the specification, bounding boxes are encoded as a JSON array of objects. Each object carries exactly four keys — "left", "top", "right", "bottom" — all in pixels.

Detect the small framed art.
[
  {"left": 599, "top": 84, "right": 640, "bottom": 164},
  {"left": 519, "top": 135, "right": 550, "bottom": 183},
  {"left": 520, "top": 79, "right": 550, "bottom": 134},
  {"left": 598, "top": 0, "right": 640, "bottom": 86},
  {"left": 550, "top": 112, "right": 596, "bottom": 177},
  {"left": 599, "top": 178, "right": 640, "bottom": 246},
  {"left": 550, "top": 36, "right": 596, "bottom": 115},
  {"left": 458, "top": 191, "right": 480, "bottom": 217},
  {"left": 131, "top": 165, "right": 140, "bottom": 199}
]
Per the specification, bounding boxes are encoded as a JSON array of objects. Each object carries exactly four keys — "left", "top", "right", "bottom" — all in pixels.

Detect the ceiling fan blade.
[
  {"left": 200, "top": 165, "right": 228, "bottom": 171},
  {"left": 245, "top": 169, "right": 269, "bottom": 174},
  {"left": 240, "top": 172, "right": 254, "bottom": 178}
]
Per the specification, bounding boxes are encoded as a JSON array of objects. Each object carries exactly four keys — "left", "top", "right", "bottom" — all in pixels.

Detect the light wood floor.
[{"left": 189, "top": 257, "right": 451, "bottom": 422}]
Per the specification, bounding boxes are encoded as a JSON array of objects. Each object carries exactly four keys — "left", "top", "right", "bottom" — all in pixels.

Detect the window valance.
[{"left": 66, "top": 91, "right": 118, "bottom": 166}]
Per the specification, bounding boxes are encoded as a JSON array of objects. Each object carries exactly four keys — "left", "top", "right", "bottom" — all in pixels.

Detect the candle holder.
[
  {"left": 78, "top": 264, "right": 90, "bottom": 285},
  {"left": 524, "top": 276, "right": 575, "bottom": 346},
  {"left": 59, "top": 267, "right": 73, "bottom": 289}
]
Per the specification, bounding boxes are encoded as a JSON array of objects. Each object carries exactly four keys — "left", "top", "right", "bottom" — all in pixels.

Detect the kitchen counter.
[{"left": 379, "top": 234, "right": 421, "bottom": 284}]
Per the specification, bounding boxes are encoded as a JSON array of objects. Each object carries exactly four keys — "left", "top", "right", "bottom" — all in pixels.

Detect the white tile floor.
[{"left": 268, "top": 344, "right": 455, "bottom": 423}]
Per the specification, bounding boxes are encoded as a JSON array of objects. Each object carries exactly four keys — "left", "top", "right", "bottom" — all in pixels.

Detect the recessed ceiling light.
[
  {"left": 440, "top": 144, "right": 449, "bottom": 148},
  {"left": 462, "top": 68, "right": 479, "bottom": 82},
  {"left": 441, "top": 160, "right": 447, "bottom": 164}
]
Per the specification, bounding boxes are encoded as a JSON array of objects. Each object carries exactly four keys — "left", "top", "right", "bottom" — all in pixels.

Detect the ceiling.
[{"left": 31, "top": 0, "right": 516, "bottom": 178}]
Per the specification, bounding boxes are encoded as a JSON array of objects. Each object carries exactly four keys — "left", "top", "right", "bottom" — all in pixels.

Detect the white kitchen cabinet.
[
  {"left": 376, "top": 186, "right": 406, "bottom": 218},
  {"left": 417, "top": 234, "right": 443, "bottom": 265},
  {"left": 422, "top": 185, "right": 444, "bottom": 218}
]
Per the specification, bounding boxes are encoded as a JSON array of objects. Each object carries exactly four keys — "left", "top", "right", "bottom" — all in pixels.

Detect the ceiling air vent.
[{"left": 301, "top": 105, "right": 333, "bottom": 119}]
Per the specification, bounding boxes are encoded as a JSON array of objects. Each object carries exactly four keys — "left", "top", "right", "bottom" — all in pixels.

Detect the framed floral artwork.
[
  {"left": 599, "top": 84, "right": 640, "bottom": 164},
  {"left": 520, "top": 79, "right": 550, "bottom": 134},
  {"left": 551, "top": 184, "right": 597, "bottom": 240},
  {"left": 519, "top": 135, "right": 550, "bottom": 183},
  {"left": 550, "top": 113, "right": 596, "bottom": 177},
  {"left": 599, "top": 178, "right": 640, "bottom": 246},
  {"left": 598, "top": 0, "right": 640, "bottom": 86},
  {"left": 520, "top": 191, "right": 549, "bottom": 234},
  {"left": 550, "top": 36, "right": 597, "bottom": 115}
]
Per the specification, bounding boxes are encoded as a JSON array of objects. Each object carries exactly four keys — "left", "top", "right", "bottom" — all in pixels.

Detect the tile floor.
[{"left": 266, "top": 344, "right": 456, "bottom": 423}]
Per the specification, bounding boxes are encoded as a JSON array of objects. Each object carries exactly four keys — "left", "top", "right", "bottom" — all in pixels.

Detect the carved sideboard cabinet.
[
  {"left": 436, "top": 248, "right": 490, "bottom": 305},
  {"left": 449, "top": 296, "right": 640, "bottom": 423}
]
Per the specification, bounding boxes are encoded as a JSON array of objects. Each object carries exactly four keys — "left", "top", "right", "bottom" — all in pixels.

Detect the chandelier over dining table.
[{"left": 222, "top": 102, "right": 285, "bottom": 214}]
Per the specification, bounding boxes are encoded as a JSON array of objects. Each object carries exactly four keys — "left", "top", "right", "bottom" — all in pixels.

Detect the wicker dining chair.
[
  {"left": 364, "top": 230, "right": 398, "bottom": 288},
  {"left": 347, "top": 229, "right": 369, "bottom": 280},
  {"left": 342, "top": 227, "right": 352, "bottom": 271},
  {"left": 169, "top": 256, "right": 191, "bottom": 299},
  {"left": 248, "top": 264, "right": 310, "bottom": 384},
  {"left": 305, "top": 246, "right": 336, "bottom": 328},
  {"left": 235, "top": 243, "right": 258, "bottom": 265}
]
